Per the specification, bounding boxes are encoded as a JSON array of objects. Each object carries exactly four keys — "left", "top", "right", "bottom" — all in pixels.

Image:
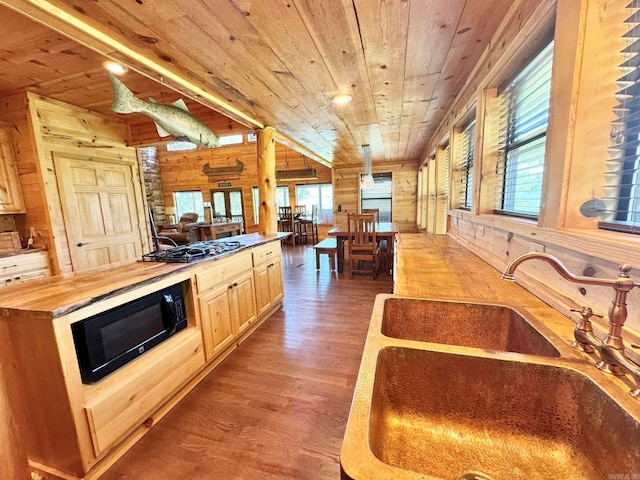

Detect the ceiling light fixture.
[
  {"left": 360, "top": 144, "right": 374, "bottom": 190},
  {"left": 103, "top": 61, "right": 127, "bottom": 75},
  {"left": 331, "top": 94, "right": 353, "bottom": 105}
]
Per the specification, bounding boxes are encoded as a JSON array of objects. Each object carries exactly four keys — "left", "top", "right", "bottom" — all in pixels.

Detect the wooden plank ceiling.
[{"left": 0, "top": 0, "right": 516, "bottom": 167}]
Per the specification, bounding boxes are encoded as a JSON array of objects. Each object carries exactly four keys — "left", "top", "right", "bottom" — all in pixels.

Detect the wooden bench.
[{"left": 313, "top": 238, "right": 337, "bottom": 271}]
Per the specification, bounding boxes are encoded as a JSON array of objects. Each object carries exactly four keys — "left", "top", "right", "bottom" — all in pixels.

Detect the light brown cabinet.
[
  {"left": 0, "top": 125, "right": 25, "bottom": 214},
  {"left": 194, "top": 250, "right": 258, "bottom": 361},
  {"left": 253, "top": 242, "right": 284, "bottom": 316}
]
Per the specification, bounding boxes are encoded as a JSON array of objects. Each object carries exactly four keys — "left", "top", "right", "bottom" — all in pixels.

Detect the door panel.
[
  {"left": 54, "top": 153, "right": 143, "bottom": 272},
  {"left": 210, "top": 188, "right": 245, "bottom": 226}
]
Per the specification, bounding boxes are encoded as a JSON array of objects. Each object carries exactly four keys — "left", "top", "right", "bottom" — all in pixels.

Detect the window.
[
  {"left": 361, "top": 172, "right": 392, "bottom": 222},
  {"left": 495, "top": 40, "right": 554, "bottom": 218},
  {"left": 252, "top": 186, "right": 289, "bottom": 223},
  {"left": 458, "top": 120, "right": 475, "bottom": 209},
  {"left": 247, "top": 133, "right": 257, "bottom": 142},
  {"left": 166, "top": 141, "right": 197, "bottom": 152},
  {"left": 295, "top": 183, "right": 334, "bottom": 223},
  {"left": 601, "top": 4, "right": 640, "bottom": 234},
  {"left": 174, "top": 191, "right": 204, "bottom": 221},
  {"left": 218, "top": 134, "right": 244, "bottom": 146}
]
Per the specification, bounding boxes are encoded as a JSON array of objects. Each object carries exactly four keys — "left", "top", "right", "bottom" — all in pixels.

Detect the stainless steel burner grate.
[{"left": 141, "top": 240, "right": 243, "bottom": 263}]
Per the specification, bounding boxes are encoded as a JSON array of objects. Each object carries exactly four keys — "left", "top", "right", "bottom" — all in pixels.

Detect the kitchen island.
[{"left": 0, "top": 233, "right": 287, "bottom": 480}]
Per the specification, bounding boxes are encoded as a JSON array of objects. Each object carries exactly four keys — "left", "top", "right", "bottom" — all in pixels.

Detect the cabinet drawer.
[
  {"left": 84, "top": 330, "right": 205, "bottom": 456},
  {"left": 0, "top": 251, "right": 50, "bottom": 275},
  {"left": 194, "top": 251, "right": 252, "bottom": 294},
  {"left": 252, "top": 242, "right": 281, "bottom": 267}
]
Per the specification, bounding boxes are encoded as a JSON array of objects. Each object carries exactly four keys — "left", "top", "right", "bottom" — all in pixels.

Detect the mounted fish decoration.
[{"left": 108, "top": 73, "right": 220, "bottom": 148}]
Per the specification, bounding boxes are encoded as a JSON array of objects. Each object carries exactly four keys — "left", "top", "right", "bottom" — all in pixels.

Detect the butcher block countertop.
[
  {"left": 394, "top": 234, "right": 580, "bottom": 350},
  {"left": 0, "top": 233, "right": 286, "bottom": 318}
]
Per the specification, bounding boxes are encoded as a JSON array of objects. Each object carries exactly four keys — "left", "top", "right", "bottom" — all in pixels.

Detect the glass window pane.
[
  {"left": 361, "top": 173, "right": 392, "bottom": 222},
  {"left": 174, "top": 191, "right": 204, "bottom": 221},
  {"left": 296, "top": 183, "right": 333, "bottom": 223},
  {"left": 253, "top": 186, "right": 290, "bottom": 223},
  {"left": 229, "top": 191, "right": 243, "bottom": 217},
  {"left": 212, "top": 191, "right": 226, "bottom": 217},
  {"left": 218, "top": 134, "right": 243, "bottom": 146}
]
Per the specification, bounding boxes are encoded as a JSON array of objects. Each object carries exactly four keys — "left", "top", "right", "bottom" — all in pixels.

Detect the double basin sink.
[{"left": 341, "top": 296, "right": 640, "bottom": 480}]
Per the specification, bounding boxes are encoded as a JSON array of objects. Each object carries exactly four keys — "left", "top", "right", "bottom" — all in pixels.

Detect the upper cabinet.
[{"left": 0, "top": 124, "right": 25, "bottom": 214}]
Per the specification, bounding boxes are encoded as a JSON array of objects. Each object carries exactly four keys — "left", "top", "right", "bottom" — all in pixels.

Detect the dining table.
[{"left": 328, "top": 221, "right": 399, "bottom": 273}]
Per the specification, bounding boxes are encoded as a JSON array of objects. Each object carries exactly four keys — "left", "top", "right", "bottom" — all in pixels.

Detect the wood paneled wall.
[
  {"left": 158, "top": 140, "right": 332, "bottom": 232},
  {"left": 333, "top": 162, "right": 419, "bottom": 232},
  {"left": 422, "top": 0, "right": 640, "bottom": 343},
  {"left": 0, "top": 93, "right": 148, "bottom": 274}
]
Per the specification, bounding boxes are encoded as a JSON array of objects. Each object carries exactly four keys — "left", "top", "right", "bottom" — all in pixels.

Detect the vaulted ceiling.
[{"left": 0, "top": 0, "right": 516, "bottom": 167}]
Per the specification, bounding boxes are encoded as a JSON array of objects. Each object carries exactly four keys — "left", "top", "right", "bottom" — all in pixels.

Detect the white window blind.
[
  {"left": 601, "top": 2, "right": 640, "bottom": 234},
  {"left": 458, "top": 121, "right": 475, "bottom": 209},
  {"left": 437, "top": 143, "right": 450, "bottom": 233},
  {"left": 495, "top": 40, "right": 554, "bottom": 218}
]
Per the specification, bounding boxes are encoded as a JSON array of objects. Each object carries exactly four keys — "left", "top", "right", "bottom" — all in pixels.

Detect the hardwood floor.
[{"left": 101, "top": 244, "right": 393, "bottom": 480}]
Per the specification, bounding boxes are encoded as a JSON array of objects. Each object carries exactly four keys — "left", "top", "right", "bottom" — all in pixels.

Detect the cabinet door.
[
  {"left": 198, "top": 283, "right": 236, "bottom": 361},
  {"left": 0, "top": 127, "right": 25, "bottom": 213},
  {"left": 253, "top": 263, "right": 271, "bottom": 316},
  {"left": 267, "top": 259, "right": 284, "bottom": 304},
  {"left": 232, "top": 271, "right": 258, "bottom": 336}
]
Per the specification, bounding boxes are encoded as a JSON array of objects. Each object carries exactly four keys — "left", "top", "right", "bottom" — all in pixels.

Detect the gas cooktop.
[{"left": 141, "top": 240, "right": 243, "bottom": 263}]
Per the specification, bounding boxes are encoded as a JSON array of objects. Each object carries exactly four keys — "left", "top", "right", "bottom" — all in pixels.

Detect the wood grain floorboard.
[{"left": 100, "top": 244, "right": 393, "bottom": 479}]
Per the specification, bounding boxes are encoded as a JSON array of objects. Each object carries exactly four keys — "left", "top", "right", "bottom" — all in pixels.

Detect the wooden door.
[
  {"left": 54, "top": 153, "right": 143, "bottom": 271},
  {"left": 211, "top": 188, "right": 245, "bottom": 225},
  {"left": 199, "top": 284, "right": 235, "bottom": 361}
]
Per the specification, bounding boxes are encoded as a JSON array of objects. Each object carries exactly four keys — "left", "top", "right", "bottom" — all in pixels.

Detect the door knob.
[{"left": 76, "top": 242, "right": 88, "bottom": 247}]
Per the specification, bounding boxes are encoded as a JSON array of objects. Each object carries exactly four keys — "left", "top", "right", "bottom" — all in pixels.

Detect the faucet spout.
[
  {"left": 502, "top": 252, "right": 620, "bottom": 288},
  {"left": 502, "top": 251, "right": 640, "bottom": 397}
]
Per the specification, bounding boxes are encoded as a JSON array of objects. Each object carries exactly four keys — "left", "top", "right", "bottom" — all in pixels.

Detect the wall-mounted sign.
[{"left": 218, "top": 182, "right": 232, "bottom": 187}]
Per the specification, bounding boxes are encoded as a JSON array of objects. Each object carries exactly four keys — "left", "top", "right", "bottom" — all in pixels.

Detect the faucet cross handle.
[
  {"left": 571, "top": 307, "right": 603, "bottom": 353},
  {"left": 571, "top": 306, "right": 604, "bottom": 322}
]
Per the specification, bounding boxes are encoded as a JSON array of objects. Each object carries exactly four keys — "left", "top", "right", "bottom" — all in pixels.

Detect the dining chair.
[
  {"left": 293, "top": 205, "right": 307, "bottom": 218},
  {"left": 299, "top": 205, "right": 319, "bottom": 245},
  {"left": 347, "top": 213, "right": 381, "bottom": 279},
  {"left": 361, "top": 208, "right": 379, "bottom": 223},
  {"left": 278, "top": 206, "right": 298, "bottom": 245},
  {"left": 362, "top": 208, "right": 391, "bottom": 273}
]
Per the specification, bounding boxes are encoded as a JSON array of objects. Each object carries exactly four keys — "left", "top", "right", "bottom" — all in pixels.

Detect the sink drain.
[{"left": 459, "top": 472, "right": 493, "bottom": 480}]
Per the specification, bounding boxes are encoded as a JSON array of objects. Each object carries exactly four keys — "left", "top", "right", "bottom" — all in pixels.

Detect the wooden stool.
[{"left": 313, "top": 238, "right": 337, "bottom": 270}]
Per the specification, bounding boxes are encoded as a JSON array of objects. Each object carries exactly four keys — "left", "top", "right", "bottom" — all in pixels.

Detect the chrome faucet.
[{"left": 502, "top": 252, "right": 640, "bottom": 397}]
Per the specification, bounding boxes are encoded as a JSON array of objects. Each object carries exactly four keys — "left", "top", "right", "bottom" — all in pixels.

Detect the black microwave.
[{"left": 72, "top": 281, "right": 188, "bottom": 384}]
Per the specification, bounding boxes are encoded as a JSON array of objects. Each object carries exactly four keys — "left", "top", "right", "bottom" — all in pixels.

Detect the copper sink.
[
  {"left": 341, "top": 295, "right": 640, "bottom": 480},
  {"left": 367, "top": 347, "right": 640, "bottom": 480},
  {"left": 381, "top": 298, "right": 561, "bottom": 357}
]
